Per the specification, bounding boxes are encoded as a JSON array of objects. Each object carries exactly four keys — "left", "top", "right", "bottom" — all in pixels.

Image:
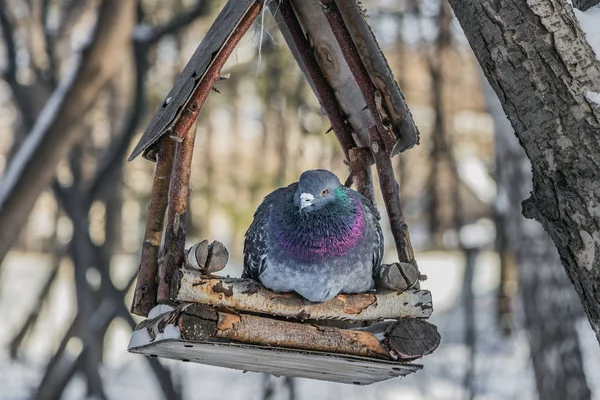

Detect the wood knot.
[{"left": 371, "top": 141, "right": 380, "bottom": 154}]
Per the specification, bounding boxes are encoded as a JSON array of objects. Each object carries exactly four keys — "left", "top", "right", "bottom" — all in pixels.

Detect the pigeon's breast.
[
  {"left": 270, "top": 197, "right": 367, "bottom": 263},
  {"left": 261, "top": 209, "right": 377, "bottom": 302}
]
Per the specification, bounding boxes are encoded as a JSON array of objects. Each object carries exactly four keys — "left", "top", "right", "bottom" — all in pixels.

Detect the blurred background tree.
[{"left": 0, "top": 0, "right": 598, "bottom": 399}]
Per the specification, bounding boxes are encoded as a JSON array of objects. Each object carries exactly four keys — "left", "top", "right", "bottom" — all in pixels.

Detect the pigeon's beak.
[{"left": 299, "top": 192, "right": 314, "bottom": 210}]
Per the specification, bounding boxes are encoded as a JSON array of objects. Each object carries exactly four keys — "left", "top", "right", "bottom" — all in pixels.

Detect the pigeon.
[{"left": 242, "top": 169, "right": 384, "bottom": 302}]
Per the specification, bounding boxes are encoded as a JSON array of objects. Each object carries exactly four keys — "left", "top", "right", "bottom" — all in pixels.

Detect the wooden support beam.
[
  {"left": 131, "top": 138, "right": 176, "bottom": 316},
  {"left": 369, "top": 127, "right": 416, "bottom": 267},
  {"left": 320, "top": 0, "right": 396, "bottom": 154},
  {"left": 348, "top": 147, "right": 376, "bottom": 204},
  {"left": 335, "top": 1, "right": 419, "bottom": 153},
  {"left": 173, "top": 269, "right": 432, "bottom": 320},
  {"left": 273, "top": 0, "right": 356, "bottom": 160},
  {"left": 321, "top": 1, "right": 418, "bottom": 270},
  {"left": 157, "top": 121, "right": 198, "bottom": 303}
]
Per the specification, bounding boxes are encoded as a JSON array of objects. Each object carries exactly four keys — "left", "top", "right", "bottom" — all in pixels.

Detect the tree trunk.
[
  {"left": 488, "top": 82, "right": 591, "bottom": 399},
  {"left": 449, "top": 0, "right": 600, "bottom": 343}
]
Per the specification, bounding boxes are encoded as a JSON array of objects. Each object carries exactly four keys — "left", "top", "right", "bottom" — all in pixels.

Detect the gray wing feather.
[
  {"left": 346, "top": 189, "right": 384, "bottom": 271},
  {"left": 242, "top": 183, "right": 297, "bottom": 280}
]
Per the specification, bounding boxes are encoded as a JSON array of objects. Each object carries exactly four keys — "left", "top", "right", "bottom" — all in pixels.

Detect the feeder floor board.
[{"left": 128, "top": 338, "right": 422, "bottom": 385}]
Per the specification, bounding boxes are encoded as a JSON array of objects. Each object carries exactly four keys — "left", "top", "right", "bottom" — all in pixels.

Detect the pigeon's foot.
[{"left": 374, "top": 262, "right": 422, "bottom": 291}]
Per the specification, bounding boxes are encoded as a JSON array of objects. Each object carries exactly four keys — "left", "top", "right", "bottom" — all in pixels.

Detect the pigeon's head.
[{"left": 294, "top": 169, "right": 344, "bottom": 213}]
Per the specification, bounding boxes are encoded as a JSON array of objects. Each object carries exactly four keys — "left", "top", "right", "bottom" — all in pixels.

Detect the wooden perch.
[
  {"left": 174, "top": 269, "right": 432, "bottom": 321},
  {"left": 135, "top": 304, "right": 439, "bottom": 361},
  {"left": 179, "top": 304, "right": 390, "bottom": 359},
  {"left": 185, "top": 240, "right": 229, "bottom": 274},
  {"left": 131, "top": 137, "right": 176, "bottom": 316}
]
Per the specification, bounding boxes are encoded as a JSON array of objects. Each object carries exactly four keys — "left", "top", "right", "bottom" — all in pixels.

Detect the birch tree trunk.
[
  {"left": 449, "top": 0, "right": 600, "bottom": 343},
  {"left": 488, "top": 83, "right": 591, "bottom": 400}
]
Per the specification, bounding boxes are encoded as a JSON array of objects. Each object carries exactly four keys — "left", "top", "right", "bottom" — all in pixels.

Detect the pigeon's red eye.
[{"left": 321, "top": 189, "right": 328, "bottom": 196}]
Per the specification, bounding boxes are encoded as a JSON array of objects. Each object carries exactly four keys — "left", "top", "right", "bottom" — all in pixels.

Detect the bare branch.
[
  {"left": 9, "top": 249, "right": 64, "bottom": 359},
  {"left": 134, "top": 0, "right": 210, "bottom": 47},
  {"left": 0, "top": 0, "right": 136, "bottom": 266},
  {"left": 573, "top": 0, "right": 600, "bottom": 11},
  {"left": 88, "top": 0, "right": 211, "bottom": 202},
  {"left": 0, "top": 1, "right": 17, "bottom": 80}
]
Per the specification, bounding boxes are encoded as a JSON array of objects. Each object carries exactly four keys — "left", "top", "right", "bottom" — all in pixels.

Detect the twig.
[
  {"left": 348, "top": 147, "right": 376, "bottom": 204},
  {"left": 86, "top": 45, "right": 148, "bottom": 203},
  {"left": 131, "top": 137, "right": 176, "bottom": 316},
  {"left": 135, "top": 0, "right": 209, "bottom": 47},
  {"left": 36, "top": 299, "right": 117, "bottom": 400},
  {"left": 41, "top": 0, "right": 58, "bottom": 86},
  {"left": 146, "top": 357, "right": 183, "bottom": 400}
]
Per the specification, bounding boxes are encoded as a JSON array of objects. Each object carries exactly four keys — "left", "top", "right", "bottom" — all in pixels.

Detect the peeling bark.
[
  {"left": 175, "top": 270, "right": 432, "bottom": 321},
  {"left": 450, "top": 0, "right": 600, "bottom": 343},
  {"left": 158, "top": 120, "right": 198, "bottom": 303},
  {"left": 185, "top": 240, "right": 229, "bottom": 274}
]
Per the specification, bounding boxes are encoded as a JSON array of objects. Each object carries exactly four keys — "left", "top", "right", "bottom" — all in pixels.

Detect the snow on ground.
[
  {"left": 573, "top": 4, "right": 600, "bottom": 60},
  {"left": 1, "top": 251, "right": 600, "bottom": 400}
]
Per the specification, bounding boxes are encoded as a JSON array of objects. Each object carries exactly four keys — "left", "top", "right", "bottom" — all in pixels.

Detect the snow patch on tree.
[
  {"left": 155, "top": 324, "right": 181, "bottom": 341},
  {"left": 585, "top": 91, "right": 600, "bottom": 105},
  {"left": 128, "top": 328, "right": 152, "bottom": 348},
  {"left": 148, "top": 304, "right": 175, "bottom": 319}
]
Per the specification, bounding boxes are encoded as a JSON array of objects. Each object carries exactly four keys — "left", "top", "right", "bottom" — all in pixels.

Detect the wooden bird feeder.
[{"left": 127, "top": 0, "right": 439, "bottom": 385}]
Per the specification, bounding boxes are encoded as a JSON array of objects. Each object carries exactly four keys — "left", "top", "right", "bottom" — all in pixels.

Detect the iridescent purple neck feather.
[{"left": 270, "top": 188, "right": 366, "bottom": 262}]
